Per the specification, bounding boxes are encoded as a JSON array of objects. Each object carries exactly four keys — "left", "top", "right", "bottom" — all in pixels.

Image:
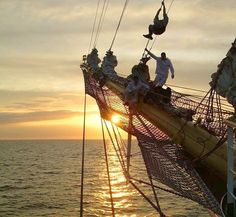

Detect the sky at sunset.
[{"left": 0, "top": 0, "right": 235, "bottom": 139}]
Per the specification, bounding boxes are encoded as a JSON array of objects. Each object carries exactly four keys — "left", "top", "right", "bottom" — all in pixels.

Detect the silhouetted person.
[
  {"left": 145, "top": 48, "right": 174, "bottom": 87},
  {"left": 87, "top": 48, "right": 101, "bottom": 70},
  {"left": 101, "top": 50, "right": 118, "bottom": 76},
  {"left": 143, "top": 1, "right": 169, "bottom": 40},
  {"left": 131, "top": 57, "right": 151, "bottom": 83}
]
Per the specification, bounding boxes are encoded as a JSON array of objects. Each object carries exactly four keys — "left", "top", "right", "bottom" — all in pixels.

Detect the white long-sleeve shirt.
[
  {"left": 149, "top": 52, "right": 174, "bottom": 77},
  {"left": 124, "top": 80, "right": 149, "bottom": 105}
]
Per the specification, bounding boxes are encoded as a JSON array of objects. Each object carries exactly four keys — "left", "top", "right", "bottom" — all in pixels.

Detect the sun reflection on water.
[
  {"left": 92, "top": 139, "right": 210, "bottom": 216},
  {"left": 99, "top": 140, "right": 138, "bottom": 213}
]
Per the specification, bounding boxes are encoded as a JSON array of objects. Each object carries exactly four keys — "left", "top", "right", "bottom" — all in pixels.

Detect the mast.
[{"left": 225, "top": 117, "right": 236, "bottom": 217}]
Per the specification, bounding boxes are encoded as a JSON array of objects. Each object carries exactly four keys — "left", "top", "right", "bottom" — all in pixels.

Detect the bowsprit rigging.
[
  {"left": 81, "top": 59, "right": 232, "bottom": 216},
  {"left": 80, "top": 0, "right": 236, "bottom": 216}
]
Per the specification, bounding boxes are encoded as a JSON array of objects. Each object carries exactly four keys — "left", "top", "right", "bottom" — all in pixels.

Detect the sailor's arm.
[
  {"left": 169, "top": 59, "right": 174, "bottom": 79},
  {"left": 154, "top": 7, "right": 162, "bottom": 21},
  {"left": 145, "top": 49, "right": 160, "bottom": 61},
  {"left": 162, "top": 1, "right": 166, "bottom": 16}
]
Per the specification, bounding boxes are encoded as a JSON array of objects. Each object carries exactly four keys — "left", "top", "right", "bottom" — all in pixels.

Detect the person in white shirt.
[
  {"left": 124, "top": 75, "right": 149, "bottom": 107},
  {"left": 145, "top": 48, "right": 174, "bottom": 87}
]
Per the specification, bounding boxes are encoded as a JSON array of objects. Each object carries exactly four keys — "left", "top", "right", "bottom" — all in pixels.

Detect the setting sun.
[{"left": 111, "top": 114, "right": 120, "bottom": 124}]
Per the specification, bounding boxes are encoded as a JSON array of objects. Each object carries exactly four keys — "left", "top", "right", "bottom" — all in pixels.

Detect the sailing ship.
[{"left": 80, "top": 0, "right": 236, "bottom": 216}]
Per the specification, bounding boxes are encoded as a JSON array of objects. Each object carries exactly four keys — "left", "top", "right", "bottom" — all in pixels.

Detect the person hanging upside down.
[{"left": 143, "top": 1, "right": 169, "bottom": 40}]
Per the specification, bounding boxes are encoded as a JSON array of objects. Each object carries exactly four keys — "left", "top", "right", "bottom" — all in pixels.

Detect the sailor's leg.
[
  {"left": 154, "top": 74, "right": 159, "bottom": 85},
  {"left": 155, "top": 74, "right": 167, "bottom": 87},
  {"left": 143, "top": 25, "right": 153, "bottom": 40}
]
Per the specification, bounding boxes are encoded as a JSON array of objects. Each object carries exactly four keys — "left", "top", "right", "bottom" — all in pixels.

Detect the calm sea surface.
[{"left": 0, "top": 140, "right": 210, "bottom": 216}]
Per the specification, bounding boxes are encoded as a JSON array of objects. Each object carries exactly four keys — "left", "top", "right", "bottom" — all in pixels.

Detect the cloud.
[
  {"left": 0, "top": 90, "right": 98, "bottom": 113},
  {"left": 0, "top": 0, "right": 235, "bottom": 138},
  {"left": 0, "top": 110, "right": 94, "bottom": 124},
  {"left": 0, "top": 56, "right": 84, "bottom": 91}
]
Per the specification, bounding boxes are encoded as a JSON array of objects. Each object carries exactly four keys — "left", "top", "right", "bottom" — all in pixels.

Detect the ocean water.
[{"left": 0, "top": 140, "right": 210, "bottom": 216}]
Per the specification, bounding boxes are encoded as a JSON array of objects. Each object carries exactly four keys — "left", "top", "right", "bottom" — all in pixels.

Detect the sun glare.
[{"left": 111, "top": 115, "right": 120, "bottom": 124}]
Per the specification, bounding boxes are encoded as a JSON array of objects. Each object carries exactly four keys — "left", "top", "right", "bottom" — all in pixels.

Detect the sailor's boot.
[{"left": 143, "top": 34, "right": 153, "bottom": 40}]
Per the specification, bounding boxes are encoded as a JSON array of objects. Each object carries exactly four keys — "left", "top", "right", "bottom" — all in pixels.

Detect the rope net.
[{"left": 81, "top": 63, "right": 232, "bottom": 215}]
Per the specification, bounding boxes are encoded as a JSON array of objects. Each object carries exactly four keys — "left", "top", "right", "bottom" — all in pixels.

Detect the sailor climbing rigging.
[
  {"left": 143, "top": 1, "right": 169, "bottom": 40},
  {"left": 145, "top": 48, "right": 174, "bottom": 87}
]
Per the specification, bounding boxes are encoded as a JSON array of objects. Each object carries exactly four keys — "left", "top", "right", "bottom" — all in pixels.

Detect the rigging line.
[
  {"left": 130, "top": 151, "right": 142, "bottom": 156},
  {"left": 129, "top": 179, "right": 163, "bottom": 213},
  {"left": 148, "top": 175, "right": 164, "bottom": 216},
  {"left": 103, "top": 120, "right": 126, "bottom": 171},
  {"left": 165, "top": 84, "right": 208, "bottom": 93},
  {"left": 94, "top": 0, "right": 108, "bottom": 48},
  {"left": 220, "top": 192, "right": 227, "bottom": 217},
  {"left": 113, "top": 126, "right": 128, "bottom": 159},
  {"left": 167, "top": 85, "right": 233, "bottom": 106},
  {"left": 167, "top": 0, "right": 175, "bottom": 14},
  {"left": 112, "top": 126, "right": 127, "bottom": 159},
  {"left": 149, "top": 36, "right": 157, "bottom": 52},
  {"left": 103, "top": 122, "right": 162, "bottom": 214},
  {"left": 110, "top": 123, "right": 127, "bottom": 167},
  {"left": 130, "top": 177, "right": 185, "bottom": 199},
  {"left": 100, "top": 117, "right": 115, "bottom": 217},
  {"left": 80, "top": 93, "right": 87, "bottom": 217},
  {"left": 103, "top": 119, "right": 135, "bottom": 183},
  {"left": 93, "top": 0, "right": 106, "bottom": 47},
  {"left": 141, "top": 39, "right": 150, "bottom": 58},
  {"left": 216, "top": 93, "right": 224, "bottom": 132},
  {"left": 192, "top": 129, "right": 227, "bottom": 165},
  {"left": 109, "top": 0, "right": 130, "bottom": 50},
  {"left": 88, "top": 0, "right": 101, "bottom": 53},
  {"left": 96, "top": 0, "right": 110, "bottom": 46},
  {"left": 178, "top": 94, "right": 233, "bottom": 112},
  {"left": 136, "top": 114, "right": 160, "bottom": 142},
  {"left": 184, "top": 95, "right": 233, "bottom": 108},
  {"left": 115, "top": 126, "right": 127, "bottom": 151},
  {"left": 194, "top": 88, "right": 213, "bottom": 112},
  {"left": 101, "top": 117, "right": 163, "bottom": 214},
  {"left": 129, "top": 164, "right": 147, "bottom": 172},
  {"left": 138, "top": 141, "right": 164, "bottom": 216}
]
